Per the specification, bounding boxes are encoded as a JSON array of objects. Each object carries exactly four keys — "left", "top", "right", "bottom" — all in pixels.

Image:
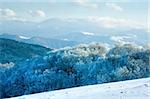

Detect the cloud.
[
  {"left": 88, "top": 16, "right": 145, "bottom": 29},
  {"left": 75, "top": 0, "right": 98, "bottom": 9},
  {"left": 105, "top": 3, "right": 123, "bottom": 12},
  {"left": 0, "top": 8, "right": 16, "bottom": 17},
  {"left": 29, "top": 10, "right": 46, "bottom": 17},
  {"left": 0, "top": 9, "right": 26, "bottom": 21}
]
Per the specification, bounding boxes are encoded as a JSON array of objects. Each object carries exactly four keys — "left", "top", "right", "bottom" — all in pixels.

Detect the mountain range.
[
  {"left": 0, "top": 34, "right": 78, "bottom": 48},
  {"left": 0, "top": 18, "right": 148, "bottom": 41},
  {"left": 0, "top": 31, "right": 148, "bottom": 50},
  {"left": 0, "top": 18, "right": 149, "bottom": 49}
]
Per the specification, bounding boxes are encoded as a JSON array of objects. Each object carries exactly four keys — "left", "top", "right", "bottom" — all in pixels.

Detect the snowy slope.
[{"left": 10, "top": 78, "right": 150, "bottom": 99}]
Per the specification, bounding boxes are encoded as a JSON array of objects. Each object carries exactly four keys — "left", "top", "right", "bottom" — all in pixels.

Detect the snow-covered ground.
[{"left": 10, "top": 78, "right": 150, "bottom": 99}]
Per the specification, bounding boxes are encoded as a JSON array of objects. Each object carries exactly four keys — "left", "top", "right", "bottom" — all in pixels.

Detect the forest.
[{"left": 0, "top": 42, "right": 150, "bottom": 98}]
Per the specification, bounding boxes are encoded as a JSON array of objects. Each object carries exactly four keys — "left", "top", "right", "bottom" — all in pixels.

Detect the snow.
[
  {"left": 19, "top": 35, "right": 30, "bottom": 39},
  {"left": 110, "top": 36, "right": 133, "bottom": 45},
  {"left": 81, "top": 32, "right": 95, "bottom": 36},
  {"left": 63, "top": 38, "right": 69, "bottom": 41},
  {"left": 9, "top": 78, "right": 150, "bottom": 99}
]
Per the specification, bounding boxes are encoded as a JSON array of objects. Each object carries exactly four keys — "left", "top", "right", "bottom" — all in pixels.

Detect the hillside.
[
  {"left": 1, "top": 43, "right": 149, "bottom": 98},
  {"left": 10, "top": 77, "right": 150, "bottom": 99},
  {"left": 0, "top": 38, "right": 51, "bottom": 64}
]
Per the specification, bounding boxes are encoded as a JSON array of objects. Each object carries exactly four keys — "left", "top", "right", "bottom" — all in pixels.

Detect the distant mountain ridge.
[
  {"left": 0, "top": 19, "right": 148, "bottom": 40},
  {"left": 0, "top": 34, "right": 78, "bottom": 48},
  {"left": 0, "top": 18, "right": 149, "bottom": 46}
]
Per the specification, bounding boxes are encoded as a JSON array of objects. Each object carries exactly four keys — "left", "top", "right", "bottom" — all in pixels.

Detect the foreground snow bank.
[{"left": 10, "top": 78, "right": 150, "bottom": 99}]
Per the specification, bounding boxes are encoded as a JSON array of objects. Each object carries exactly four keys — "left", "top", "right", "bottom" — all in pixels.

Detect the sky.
[{"left": 0, "top": 0, "right": 149, "bottom": 30}]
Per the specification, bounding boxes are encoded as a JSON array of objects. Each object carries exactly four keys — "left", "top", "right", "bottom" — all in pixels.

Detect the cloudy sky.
[{"left": 0, "top": 0, "right": 149, "bottom": 30}]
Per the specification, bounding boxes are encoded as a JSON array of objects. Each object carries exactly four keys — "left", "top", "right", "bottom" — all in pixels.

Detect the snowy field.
[{"left": 9, "top": 77, "right": 150, "bottom": 99}]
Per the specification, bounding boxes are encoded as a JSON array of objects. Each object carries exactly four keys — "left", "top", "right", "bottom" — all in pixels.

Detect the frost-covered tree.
[{"left": 1, "top": 43, "right": 150, "bottom": 98}]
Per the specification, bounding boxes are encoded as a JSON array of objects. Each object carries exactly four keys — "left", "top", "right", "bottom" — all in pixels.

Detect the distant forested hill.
[{"left": 0, "top": 38, "right": 51, "bottom": 64}]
